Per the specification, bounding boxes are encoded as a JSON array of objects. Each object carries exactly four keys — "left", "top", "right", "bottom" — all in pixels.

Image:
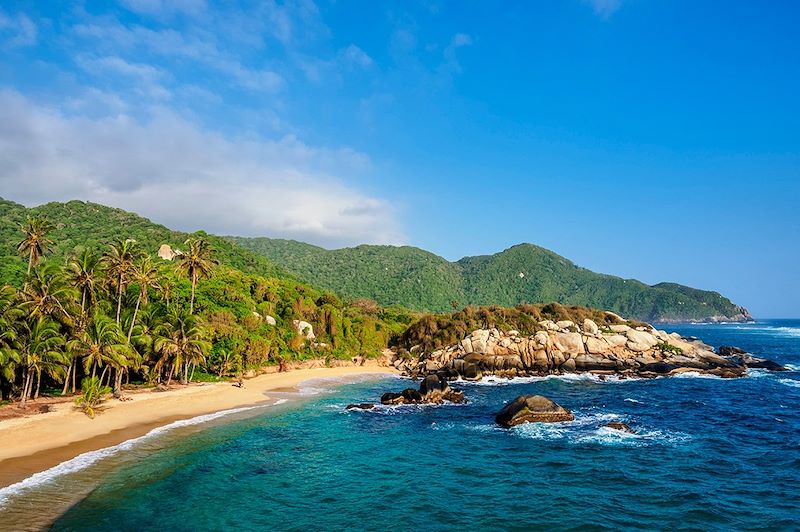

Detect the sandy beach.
[{"left": 0, "top": 363, "right": 397, "bottom": 489}]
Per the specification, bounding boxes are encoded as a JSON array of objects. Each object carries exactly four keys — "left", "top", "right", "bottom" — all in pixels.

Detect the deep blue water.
[{"left": 25, "top": 321, "right": 800, "bottom": 530}]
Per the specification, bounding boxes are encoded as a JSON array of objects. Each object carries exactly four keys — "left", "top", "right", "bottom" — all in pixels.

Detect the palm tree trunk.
[
  {"left": 80, "top": 289, "right": 87, "bottom": 327},
  {"left": 34, "top": 370, "right": 41, "bottom": 400},
  {"left": 190, "top": 270, "right": 197, "bottom": 314},
  {"left": 27, "top": 247, "right": 34, "bottom": 275},
  {"left": 166, "top": 363, "right": 173, "bottom": 386},
  {"left": 116, "top": 274, "right": 123, "bottom": 324},
  {"left": 127, "top": 295, "right": 141, "bottom": 342},
  {"left": 62, "top": 360, "right": 73, "bottom": 395},
  {"left": 100, "top": 365, "right": 109, "bottom": 386},
  {"left": 189, "top": 363, "right": 196, "bottom": 382},
  {"left": 72, "top": 361, "right": 77, "bottom": 393},
  {"left": 113, "top": 368, "right": 123, "bottom": 397},
  {"left": 20, "top": 368, "right": 29, "bottom": 405}
]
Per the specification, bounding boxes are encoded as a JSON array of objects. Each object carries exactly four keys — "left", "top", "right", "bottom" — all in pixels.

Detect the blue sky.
[{"left": 0, "top": 1, "right": 798, "bottom": 317}]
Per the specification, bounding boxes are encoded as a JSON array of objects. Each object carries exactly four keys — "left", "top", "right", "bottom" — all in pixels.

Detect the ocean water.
[{"left": 2, "top": 320, "right": 800, "bottom": 531}]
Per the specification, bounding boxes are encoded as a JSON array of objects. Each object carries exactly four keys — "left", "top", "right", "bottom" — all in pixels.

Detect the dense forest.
[
  {"left": 231, "top": 237, "right": 749, "bottom": 322},
  {"left": 0, "top": 198, "right": 416, "bottom": 409}
]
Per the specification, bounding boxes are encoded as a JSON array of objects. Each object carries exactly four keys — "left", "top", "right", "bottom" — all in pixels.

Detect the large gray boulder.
[{"left": 495, "top": 395, "right": 575, "bottom": 427}]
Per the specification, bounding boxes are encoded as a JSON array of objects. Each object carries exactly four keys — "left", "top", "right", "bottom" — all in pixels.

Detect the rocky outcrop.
[
  {"left": 390, "top": 319, "right": 785, "bottom": 380},
  {"left": 495, "top": 395, "right": 574, "bottom": 427},
  {"left": 604, "top": 422, "right": 635, "bottom": 434},
  {"left": 157, "top": 244, "right": 182, "bottom": 261},
  {"left": 380, "top": 374, "right": 466, "bottom": 406},
  {"left": 346, "top": 403, "right": 375, "bottom": 410},
  {"left": 292, "top": 320, "right": 316, "bottom": 340}
]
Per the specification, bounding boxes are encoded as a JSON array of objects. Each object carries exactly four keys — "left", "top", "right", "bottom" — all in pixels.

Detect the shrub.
[{"left": 75, "top": 376, "right": 112, "bottom": 419}]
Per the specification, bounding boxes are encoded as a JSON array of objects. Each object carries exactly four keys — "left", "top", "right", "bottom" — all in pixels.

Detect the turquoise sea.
[{"left": 1, "top": 320, "right": 799, "bottom": 531}]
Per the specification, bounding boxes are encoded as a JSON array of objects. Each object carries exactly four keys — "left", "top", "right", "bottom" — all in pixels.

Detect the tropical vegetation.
[{"left": 0, "top": 199, "right": 416, "bottom": 411}]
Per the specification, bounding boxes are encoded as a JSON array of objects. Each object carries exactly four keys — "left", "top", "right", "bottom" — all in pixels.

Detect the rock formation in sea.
[
  {"left": 495, "top": 395, "right": 575, "bottom": 427},
  {"left": 379, "top": 374, "right": 466, "bottom": 406},
  {"left": 387, "top": 318, "right": 785, "bottom": 380}
]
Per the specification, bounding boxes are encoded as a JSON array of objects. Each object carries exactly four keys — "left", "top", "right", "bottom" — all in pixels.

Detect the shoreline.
[{"left": 0, "top": 363, "right": 397, "bottom": 490}]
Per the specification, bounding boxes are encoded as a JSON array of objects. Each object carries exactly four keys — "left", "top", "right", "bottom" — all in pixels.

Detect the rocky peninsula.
[{"left": 388, "top": 316, "right": 785, "bottom": 381}]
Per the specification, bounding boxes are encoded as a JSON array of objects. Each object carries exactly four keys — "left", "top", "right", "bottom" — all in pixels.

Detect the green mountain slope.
[
  {"left": 0, "top": 198, "right": 285, "bottom": 286},
  {"left": 231, "top": 238, "right": 751, "bottom": 322}
]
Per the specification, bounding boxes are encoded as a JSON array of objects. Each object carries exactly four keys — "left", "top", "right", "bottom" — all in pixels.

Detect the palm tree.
[
  {"left": 17, "top": 216, "right": 55, "bottom": 275},
  {"left": 19, "top": 263, "right": 78, "bottom": 325},
  {"left": 154, "top": 309, "right": 211, "bottom": 385},
  {"left": 102, "top": 239, "right": 139, "bottom": 324},
  {"left": 62, "top": 250, "right": 100, "bottom": 394},
  {"left": 17, "top": 316, "right": 67, "bottom": 405},
  {"left": 66, "top": 249, "right": 99, "bottom": 325},
  {"left": 127, "top": 256, "right": 161, "bottom": 342},
  {"left": 0, "top": 285, "right": 23, "bottom": 400},
  {"left": 175, "top": 237, "right": 217, "bottom": 314},
  {"left": 67, "top": 312, "right": 128, "bottom": 387}
]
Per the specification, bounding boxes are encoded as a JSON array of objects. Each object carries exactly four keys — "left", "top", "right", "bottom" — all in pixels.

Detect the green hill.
[
  {"left": 230, "top": 238, "right": 751, "bottom": 323},
  {"left": 0, "top": 198, "right": 285, "bottom": 286}
]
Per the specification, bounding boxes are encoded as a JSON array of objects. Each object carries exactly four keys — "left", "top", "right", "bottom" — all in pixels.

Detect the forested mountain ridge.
[
  {"left": 0, "top": 197, "right": 750, "bottom": 323},
  {"left": 231, "top": 238, "right": 752, "bottom": 323}
]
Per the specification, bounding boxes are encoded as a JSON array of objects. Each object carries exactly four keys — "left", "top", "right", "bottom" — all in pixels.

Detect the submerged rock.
[
  {"left": 604, "top": 422, "right": 635, "bottom": 434},
  {"left": 495, "top": 395, "right": 574, "bottom": 428},
  {"left": 346, "top": 403, "right": 375, "bottom": 410}
]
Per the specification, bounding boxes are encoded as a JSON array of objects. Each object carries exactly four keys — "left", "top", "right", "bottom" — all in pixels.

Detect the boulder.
[
  {"left": 292, "top": 320, "right": 316, "bottom": 340},
  {"left": 471, "top": 330, "right": 490, "bottom": 354},
  {"left": 539, "top": 320, "right": 559, "bottom": 331},
  {"left": 495, "top": 395, "right": 575, "bottom": 427},
  {"left": 419, "top": 374, "right": 447, "bottom": 396},
  {"left": 746, "top": 358, "right": 788, "bottom": 371},
  {"left": 585, "top": 336, "right": 609, "bottom": 355},
  {"left": 346, "top": 403, "right": 375, "bottom": 410},
  {"left": 626, "top": 329, "right": 658, "bottom": 348},
  {"left": 604, "top": 422, "right": 635, "bottom": 434},
  {"left": 264, "top": 315, "right": 277, "bottom": 326},
  {"left": 718, "top": 346, "right": 747, "bottom": 357},
  {"left": 157, "top": 244, "right": 177, "bottom": 260},
  {"left": 583, "top": 319, "right": 600, "bottom": 335},
  {"left": 560, "top": 358, "right": 576, "bottom": 372},
  {"left": 558, "top": 332, "right": 585, "bottom": 356},
  {"left": 533, "top": 331, "right": 550, "bottom": 348},
  {"left": 610, "top": 324, "right": 631, "bottom": 333},
  {"left": 556, "top": 320, "right": 575, "bottom": 330}
]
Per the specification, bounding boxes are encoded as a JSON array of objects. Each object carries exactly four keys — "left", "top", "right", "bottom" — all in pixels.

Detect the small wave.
[
  {"left": 784, "top": 364, "right": 800, "bottom": 371},
  {"left": 452, "top": 373, "right": 640, "bottom": 386},
  {"left": 624, "top": 398, "right": 641, "bottom": 404},
  {"left": 343, "top": 402, "right": 467, "bottom": 415},
  {"left": 509, "top": 411, "right": 689, "bottom": 447},
  {"left": 0, "top": 405, "right": 261, "bottom": 508},
  {"left": 777, "top": 378, "right": 800, "bottom": 389},
  {"left": 577, "top": 426, "right": 691, "bottom": 447},
  {"left": 669, "top": 371, "right": 725, "bottom": 380},
  {"left": 273, "top": 399, "right": 289, "bottom": 405}
]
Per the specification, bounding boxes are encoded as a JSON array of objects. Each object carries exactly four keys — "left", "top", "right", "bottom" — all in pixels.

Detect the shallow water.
[{"left": 3, "top": 321, "right": 800, "bottom": 530}]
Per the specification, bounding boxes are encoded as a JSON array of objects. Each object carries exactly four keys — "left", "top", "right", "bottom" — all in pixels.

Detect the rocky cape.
[{"left": 387, "top": 318, "right": 785, "bottom": 380}]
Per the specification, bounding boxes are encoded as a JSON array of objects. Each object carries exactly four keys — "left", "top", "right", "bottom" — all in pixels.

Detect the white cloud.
[
  {"left": 75, "top": 55, "right": 172, "bottom": 100},
  {"left": 441, "top": 32, "right": 472, "bottom": 76},
  {"left": 0, "top": 90, "right": 404, "bottom": 248},
  {"left": 119, "top": 0, "right": 207, "bottom": 19},
  {"left": 0, "top": 8, "right": 37, "bottom": 48},
  {"left": 585, "top": 0, "right": 623, "bottom": 18}
]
